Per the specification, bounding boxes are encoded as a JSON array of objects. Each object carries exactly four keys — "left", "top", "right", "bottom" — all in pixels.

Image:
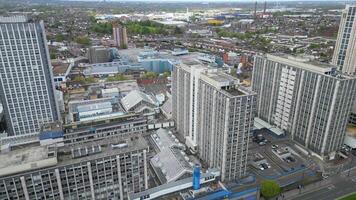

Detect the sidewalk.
[{"left": 278, "top": 179, "right": 331, "bottom": 200}]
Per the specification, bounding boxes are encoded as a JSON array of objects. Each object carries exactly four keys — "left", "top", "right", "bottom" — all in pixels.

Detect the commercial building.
[
  {"left": 252, "top": 54, "right": 356, "bottom": 158},
  {"left": 0, "top": 16, "right": 59, "bottom": 137},
  {"left": 172, "top": 63, "right": 256, "bottom": 181},
  {"left": 150, "top": 128, "right": 193, "bottom": 184},
  {"left": 121, "top": 90, "right": 160, "bottom": 117},
  {"left": 63, "top": 113, "right": 147, "bottom": 146},
  {"left": 0, "top": 135, "right": 149, "bottom": 200},
  {"left": 87, "top": 46, "right": 110, "bottom": 64},
  {"left": 332, "top": 4, "right": 356, "bottom": 75},
  {"left": 113, "top": 25, "right": 128, "bottom": 49}
]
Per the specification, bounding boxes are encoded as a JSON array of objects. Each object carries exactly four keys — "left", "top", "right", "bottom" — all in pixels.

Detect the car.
[
  {"left": 259, "top": 141, "right": 266, "bottom": 146},
  {"left": 286, "top": 156, "right": 295, "bottom": 162},
  {"left": 272, "top": 144, "right": 279, "bottom": 149},
  {"left": 259, "top": 165, "right": 265, "bottom": 170},
  {"left": 261, "top": 163, "right": 267, "bottom": 169},
  {"left": 266, "top": 163, "right": 271, "bottom": 168}
]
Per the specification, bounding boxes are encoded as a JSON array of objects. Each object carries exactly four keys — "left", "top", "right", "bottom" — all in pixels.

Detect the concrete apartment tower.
[
  {"left": 87, "top": 46, "right": 110, "bottom": 64},
  {"left": 113, "top": 25, "right": 128, "bottom": 49},
  {"left": 0, "top": 16, "right": 59, "bottom": 137},
  {"left": 332, "top": 4, "right": 356, "bottom": 75},
  {"left": 252, "top": 54, "right": 356, "bottom": 159},
  {"left": 172, "top": 63, "right": 256, "bottom": 181}
]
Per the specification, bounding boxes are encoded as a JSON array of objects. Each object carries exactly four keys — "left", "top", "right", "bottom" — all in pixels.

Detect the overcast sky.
[{"left": 64, "top": 0, "right": 346, "bottom": 2}]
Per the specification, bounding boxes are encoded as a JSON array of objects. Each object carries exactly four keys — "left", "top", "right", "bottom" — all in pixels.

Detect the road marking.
[{"left": 327, "top": 185, "right": 335, "bottom": 190}]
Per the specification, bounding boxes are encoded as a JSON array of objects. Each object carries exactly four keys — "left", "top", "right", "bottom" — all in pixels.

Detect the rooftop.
[
  {"left": 0, "top": 145, "right": 57, "bottom": 177},
  {"left": 0, "top": 16, "right": 27, "bottom": 23},
  {"left": 266, "top": 54, "right": 342, "bottom": 75},
  {"left": 57, "top": 135, "right": 148, "bottom": 165},
  {"left": 150, "top": 128, "right": 193, "bottom": 183},
  {"left": 121, "top": 90, "right": 159, "bottom": 111},
  {"left": 52, "top": 62, "right": 70, "bottom": 76}
]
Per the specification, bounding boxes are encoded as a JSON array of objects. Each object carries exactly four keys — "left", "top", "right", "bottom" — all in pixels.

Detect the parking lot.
[{"left": 249, "top": 129, "right": 315, "bottom": 180}]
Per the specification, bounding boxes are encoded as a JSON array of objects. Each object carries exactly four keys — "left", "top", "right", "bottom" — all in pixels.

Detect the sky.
[{"left": 65, "top": 0, "right": 345, "bottom": 2}]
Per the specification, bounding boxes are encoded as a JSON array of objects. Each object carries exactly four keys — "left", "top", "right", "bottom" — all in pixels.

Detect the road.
[{"left": 289, "top": 169, "right": 356, "bottom": 200}]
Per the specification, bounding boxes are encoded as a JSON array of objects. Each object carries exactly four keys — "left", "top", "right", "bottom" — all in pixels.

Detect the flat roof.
[
  {"left": 57, "top": 135, "right": 148, "bottom": 165},
  {"left": 52, "top": 62, "right": 70, "bottom": 76},
  {"left": 0, "top": 145, "right": 51, "bottom": 169},
  {"left": 0, "top": 134, "right": 148, "bottom": 177},
  {"left": 0, "top": 145, "right": 57, "bottom": 176},
  {"left": 266, "top": 54, "right": 335, "bottom": 74}
]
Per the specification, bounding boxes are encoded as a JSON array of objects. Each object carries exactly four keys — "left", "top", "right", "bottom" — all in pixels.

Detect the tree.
[
  {"left": 260, "top": 180, "right": 280, "bottom": 199},
  {"left": 55, "top": 34, "right": 65, "bottom": 42},
  {"left": 309, "top": 43, "right": 321, "bottom": 49},
  {"left": 75, "top": 36, "right": 90, "bottom": 46},
  {"left": 163, "top": 71, "right": 171, "bottom": 78},
  {"left": 50, "top": 53, "right": 56, "bottom": 60},
  {"left": 106, "top": 74, "right": 127, "bottom": 82},
  {"left": 142, "top": 72, "right": 157, "bottom": 79},
  {"left": 72, "top": 76, "right": 96, "bottom": 84}
]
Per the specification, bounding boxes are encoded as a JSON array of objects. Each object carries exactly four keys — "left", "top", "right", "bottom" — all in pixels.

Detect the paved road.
[{"left": 289, "top": 169, "right": 356, "bottom": 200}]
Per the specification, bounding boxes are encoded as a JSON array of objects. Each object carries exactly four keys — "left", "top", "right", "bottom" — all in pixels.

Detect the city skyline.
[{"left": 0, "top": 1, "right": 355, "bottom": 200}]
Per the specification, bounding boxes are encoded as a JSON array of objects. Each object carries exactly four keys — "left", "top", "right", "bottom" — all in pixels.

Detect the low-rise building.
[
  {"left": 121, "top": 90, "right": 160, "bottom": 117},
  {"left": 150, "top": 129, "right": 193, "bottom": 184}
]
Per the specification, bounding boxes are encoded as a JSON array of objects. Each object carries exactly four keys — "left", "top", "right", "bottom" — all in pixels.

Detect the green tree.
[
  {"left": 55, "top": 34, "right": 65, "bottom": 42},
  {"left": 50, "top": 53, "right": 56, "bottom": 60},
  {"left": 260, "top": 180, "right": 280, "bottom": 199},
  {"left": 73, "top": 76, "right": 85, "bottom": 84},
  {"left": 75, "top": 36, "right": 90, "bottom": 46},
  {"left": 162, "top": 71, "right": 171, "bottom": 78},
  {"left": 142, "top": 72, "right": 157, "bottom": 79},
  {"left": 91, "top": 22, "right": 113, "bottom": 34},
  {"left": 106, "top": 74, "right": 127, "bottom": 82},
  {"left": 309, "top": 43, "right": 321, "bottom": 49}
]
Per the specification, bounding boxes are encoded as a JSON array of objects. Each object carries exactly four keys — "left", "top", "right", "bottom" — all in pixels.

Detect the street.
[{"left": 286, "top": 168, "right": 356, "bottom": 200}]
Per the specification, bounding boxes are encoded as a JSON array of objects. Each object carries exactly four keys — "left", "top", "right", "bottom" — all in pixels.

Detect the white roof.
[
  {"left": 254, "top": 117, "right": 284, "bottom": 136},
  {"left": 121, "top": 90, "right": 159, "bottom": 111},
  {"left": 345, "top": 135, "right": 356, "bottom": 149},
  {"left": 161, "top": 96, "right": 172, "bottom": 119},
  {"left": 150, "top": 129, "right": 192, "bottom": 183},
  {"left": 101, "top": 88, "right": 119, "bottom": 94}
]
